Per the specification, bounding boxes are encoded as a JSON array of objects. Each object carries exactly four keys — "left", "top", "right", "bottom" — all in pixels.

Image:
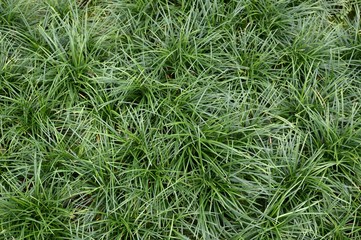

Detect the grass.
[{"left": 0, "top": 0, "right": 360, "bottom": 239}]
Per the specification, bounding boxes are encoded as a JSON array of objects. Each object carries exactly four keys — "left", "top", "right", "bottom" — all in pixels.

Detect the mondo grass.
[{"left": 1, "top": 0, "right": 361, "bottom": 239}]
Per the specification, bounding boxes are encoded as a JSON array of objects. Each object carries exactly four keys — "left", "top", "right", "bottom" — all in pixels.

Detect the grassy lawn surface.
[{"left": 0, "top": 0, "right": 361, "bottom": 239}]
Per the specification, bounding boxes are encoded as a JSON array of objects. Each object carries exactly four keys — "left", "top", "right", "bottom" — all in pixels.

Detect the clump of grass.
[{"left": 1, "top": 0, "right": 361, "bottom": 239}]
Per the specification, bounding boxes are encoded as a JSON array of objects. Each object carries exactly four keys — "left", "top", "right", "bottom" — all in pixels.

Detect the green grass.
[{"left": 0, "top": 0, "right": 360, "bottom": 239}]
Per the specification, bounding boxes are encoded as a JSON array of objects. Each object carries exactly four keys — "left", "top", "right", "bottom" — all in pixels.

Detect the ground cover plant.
[{"left": 0, "top": 0, "right": 360, "bottom": 239}]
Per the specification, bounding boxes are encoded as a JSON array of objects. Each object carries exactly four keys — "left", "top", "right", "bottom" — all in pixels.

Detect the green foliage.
[{"left": 1, "top": 0, "right": 360, "bottom": 239}]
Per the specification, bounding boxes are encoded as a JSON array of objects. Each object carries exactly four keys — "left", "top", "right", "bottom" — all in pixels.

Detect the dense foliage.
[{"left": 0, "top": 0, "right": 360, "bottom": 239}]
